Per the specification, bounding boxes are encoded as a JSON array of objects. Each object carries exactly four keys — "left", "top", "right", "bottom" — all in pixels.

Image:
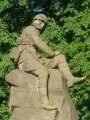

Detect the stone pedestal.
[{"left": 5, "top": 69, "right": 78, "bottom": 120}]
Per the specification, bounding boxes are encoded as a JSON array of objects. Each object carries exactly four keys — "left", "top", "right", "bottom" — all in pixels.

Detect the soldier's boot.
[
  {"left": 39, "top": 88, "right": 57, "bottom": 110},
  {"left": 58, "top": 60, "right": 86, "bottom": 87}
]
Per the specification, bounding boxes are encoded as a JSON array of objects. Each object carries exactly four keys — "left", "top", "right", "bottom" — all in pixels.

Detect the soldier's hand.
[{"left": 46, "top": 53, "right": 54, "bottom": 58}]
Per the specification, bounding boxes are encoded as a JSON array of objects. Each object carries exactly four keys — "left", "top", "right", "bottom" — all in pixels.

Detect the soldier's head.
[{"left": 32, "top": 14, "right": 48, "bottom": 30}]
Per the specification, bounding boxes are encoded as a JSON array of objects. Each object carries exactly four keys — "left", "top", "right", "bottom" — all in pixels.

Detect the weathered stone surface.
[
  {"left": 10, "top": 108, "right": 57, "bottom": 120},
  {"left": 5, "top": 69, "right": 37, "bottom": 88},
  {"left": 6, "top": 69, "right": 78, "bottom": 120},
  {"left": 48, "top": 69, "right": 78, "bottom": 120}
]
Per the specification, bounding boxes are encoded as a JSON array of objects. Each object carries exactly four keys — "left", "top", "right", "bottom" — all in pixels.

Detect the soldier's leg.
[
  {"left": 19, "top": 58, "right": 57, "bottom": 110},
  {"left": 31, "top": 64, "right": 57, "bottom": 110},
  {"left": 55, "top": 54, "right": 86, "bottom": 87},
  {"left": 44, "top": 54, "right": 85, "bottom": 87}
]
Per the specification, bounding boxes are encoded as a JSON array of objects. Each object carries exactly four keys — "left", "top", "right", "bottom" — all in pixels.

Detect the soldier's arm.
[{"left": 26, "top": 28, "right": 55, "bottom": 57}]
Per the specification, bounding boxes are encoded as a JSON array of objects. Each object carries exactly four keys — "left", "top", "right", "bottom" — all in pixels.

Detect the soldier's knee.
[
  {"left": 59, "top": 53, "right": 66, "bottom": 59},
  {"left": 55, "top": 53, "right": 66, "bottom": 63}
]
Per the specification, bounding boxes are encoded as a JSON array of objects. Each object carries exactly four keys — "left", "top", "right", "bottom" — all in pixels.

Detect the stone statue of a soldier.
[{"left": 9, "top": 14, "right": 85, "bottom": 111}]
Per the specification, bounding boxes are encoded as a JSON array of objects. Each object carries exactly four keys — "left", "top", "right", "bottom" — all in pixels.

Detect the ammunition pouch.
[{"left": 9, "top": 47, "right": 25, "bottom": 63}]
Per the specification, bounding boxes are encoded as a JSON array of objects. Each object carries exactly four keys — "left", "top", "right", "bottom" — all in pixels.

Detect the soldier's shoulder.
[{"left": 25, "top": 25, "right": 36, "bottom": 31}]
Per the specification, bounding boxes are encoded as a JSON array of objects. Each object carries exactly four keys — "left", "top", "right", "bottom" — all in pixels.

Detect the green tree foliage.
[
  {"left": 42, "top": 18, "right": 90, "bottom": 120},
  {"left": 0, "top": 1, "right": 19, "bottom": 119},
  {"left": 42, "top": 0, "right": 90, "bottom": 119},
  {"left": 0, "top": 0, "right": 90, "bottom": 120}
]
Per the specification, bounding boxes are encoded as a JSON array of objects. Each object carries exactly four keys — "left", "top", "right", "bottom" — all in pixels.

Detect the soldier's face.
[{"left": 33, "top": 19, "right": 45, "bottom": 30}]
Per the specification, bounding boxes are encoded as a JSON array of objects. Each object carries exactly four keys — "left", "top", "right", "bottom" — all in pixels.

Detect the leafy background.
[{"left": 0, "top": 0, "right": 90, "bottom": 120}]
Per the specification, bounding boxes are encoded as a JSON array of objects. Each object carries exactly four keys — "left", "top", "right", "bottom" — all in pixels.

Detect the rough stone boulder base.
[
  {"left": 48, "top": 69, "right": 78, "bottom": 120},
  {"left": 5, "top": 69, "right": 78, "bottom": 120}
]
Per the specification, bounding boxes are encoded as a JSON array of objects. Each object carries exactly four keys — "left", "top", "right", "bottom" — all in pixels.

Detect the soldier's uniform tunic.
[{"left": 17, "top": 25, "right": 56, "bottom": 88}]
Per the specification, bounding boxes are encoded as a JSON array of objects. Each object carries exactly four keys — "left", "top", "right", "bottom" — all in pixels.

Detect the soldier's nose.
[{"left": 38, "top": 19, "right": 42, "bottom": 23}]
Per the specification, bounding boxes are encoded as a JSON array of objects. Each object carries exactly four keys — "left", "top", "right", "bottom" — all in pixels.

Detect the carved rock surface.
[{"left": 6, "top": 69, "right": 78, "bottom": 120}]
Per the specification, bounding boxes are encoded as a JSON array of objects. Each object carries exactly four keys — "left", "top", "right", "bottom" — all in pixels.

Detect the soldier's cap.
[{"left": 33, "top": 14, "right": 48, "bottom": 24}]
